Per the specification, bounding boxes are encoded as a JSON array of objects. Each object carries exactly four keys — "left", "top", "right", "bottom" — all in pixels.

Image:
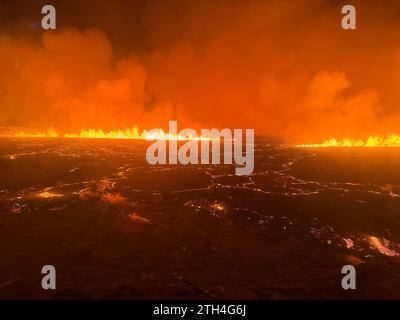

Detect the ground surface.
[{"left": 1, "top": 138, "right": 400, "bottom": 299}]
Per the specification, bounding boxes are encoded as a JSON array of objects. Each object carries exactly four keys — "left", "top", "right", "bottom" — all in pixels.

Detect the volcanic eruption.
[{"left": 2, "top": 0, "right": 400, "bottom": 301}]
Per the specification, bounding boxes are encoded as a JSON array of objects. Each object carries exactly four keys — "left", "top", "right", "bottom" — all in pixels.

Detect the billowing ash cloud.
[{"left": 1, "top": 0, "right": 400, "bottom": 142}]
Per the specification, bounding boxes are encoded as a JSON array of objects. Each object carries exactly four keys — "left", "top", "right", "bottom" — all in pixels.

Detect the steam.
[{"left": 1, "top": 0, "right": 400, "bottom": 143}]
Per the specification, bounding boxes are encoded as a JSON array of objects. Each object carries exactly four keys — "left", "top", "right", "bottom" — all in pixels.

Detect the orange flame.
[
  {"left": 14, "top": 128, "right": 59, "bottom": 138},
  {"left": 297, "top": 134, "right": 400, "bottom": 147},
  {"left": 1, "top": 127, "right": 218, "bottom": 141}
]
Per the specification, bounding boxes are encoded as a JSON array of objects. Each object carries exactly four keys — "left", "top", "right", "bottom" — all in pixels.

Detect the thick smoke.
[{"left": 0, "top": 0, "right": 400, "bottom": 142}]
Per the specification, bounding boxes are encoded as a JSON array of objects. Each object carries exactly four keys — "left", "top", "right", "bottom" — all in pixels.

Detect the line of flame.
[
  {"left": 2, "top": 127, "right": 218, "bottom": 141},
  {"left": 297, "top": 134, "right": 400, "bottom": 147}
]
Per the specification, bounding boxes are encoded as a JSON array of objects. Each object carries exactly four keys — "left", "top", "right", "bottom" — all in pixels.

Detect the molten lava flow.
[
  {"left": 36, "top": 191, "right": 63, "bottom": 198},
  {"left": 65, "top": 128, "right": 143, "bottom": 139},
  {"left": 368, "top": 236, "right": 400, "bottom": 257},
  {"left": 0, "top": 127, "right": 217, "bottom": 141},
  {"left": 297, "top": 134, "right": 400, "bottom": 147},
  {"left": 14, "top": 129, "right": 59, "bottom": 138}
]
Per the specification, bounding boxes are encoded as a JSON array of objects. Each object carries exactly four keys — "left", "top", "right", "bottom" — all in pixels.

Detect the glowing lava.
[
  {"left": 14, "top": 129, "right": 59, "bottom": 138},
  {"left": 1, "top": 127, "right": 217, "bottom": 141},
  {"left": 297, "top": 134, "right": 400, "bottom": 147},
  {"left": 36, "top": 191, "right": 63, "bottom": 199},
  {"left": 368, "top": 236, "right": 400, "bottom": 257}
]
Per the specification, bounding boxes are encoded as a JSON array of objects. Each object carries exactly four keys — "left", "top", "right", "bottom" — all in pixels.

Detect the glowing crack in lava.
[
  {"left": 297, "top": 134, "right": 400, "bottom": 147},
  {"left": 1, "top": 127, "right": 218, "bottom": 141},
  {"left": 368, "top": 236, "right": 400, "bottom": 257}
]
